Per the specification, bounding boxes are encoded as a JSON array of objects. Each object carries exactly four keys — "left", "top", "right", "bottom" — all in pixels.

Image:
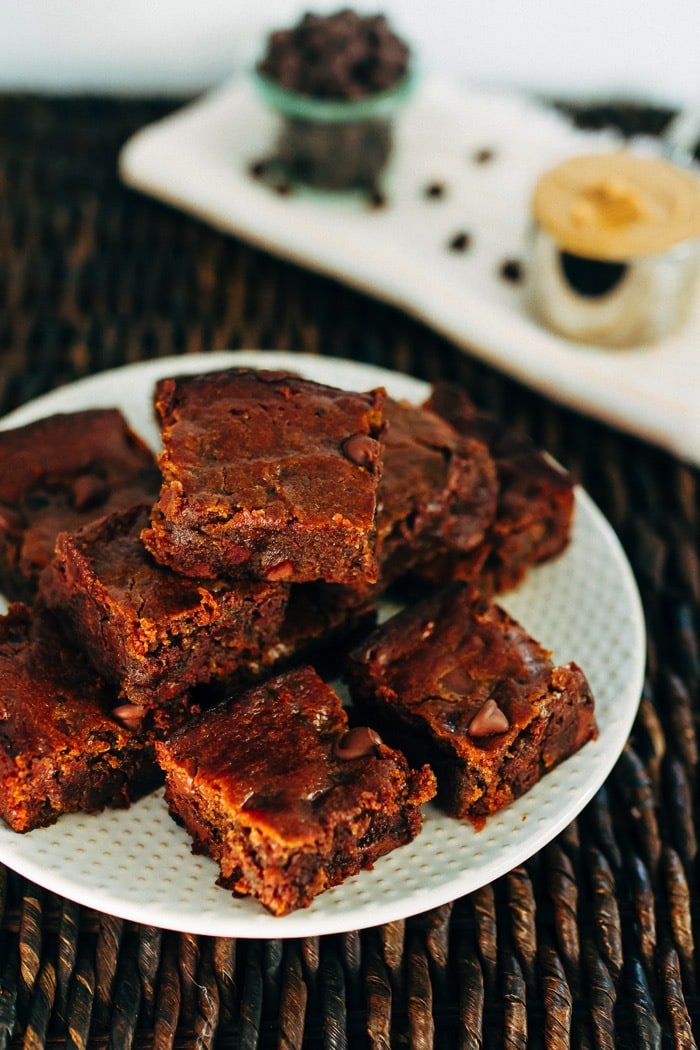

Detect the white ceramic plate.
[
  {"left": 0, "top": 351, "right": 645, "bottom": 938},
  {"left": 118, "top": 75, "right": 700, "bottom": 466}
]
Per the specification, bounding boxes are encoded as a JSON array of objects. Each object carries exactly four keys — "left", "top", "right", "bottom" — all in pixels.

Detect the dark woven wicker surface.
[{"left": 0, "top": 93, "right": 697, "bottom": 1048}]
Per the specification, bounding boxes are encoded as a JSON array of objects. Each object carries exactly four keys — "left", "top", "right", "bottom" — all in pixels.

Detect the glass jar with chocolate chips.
[{"left": 252, "top": 8, "right": 414, "bottom": 192}]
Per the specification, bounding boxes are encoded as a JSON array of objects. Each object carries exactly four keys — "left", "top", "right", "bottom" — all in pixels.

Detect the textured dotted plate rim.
[{"left": 0, "top": 351, "right": 646, "bottom": 938}]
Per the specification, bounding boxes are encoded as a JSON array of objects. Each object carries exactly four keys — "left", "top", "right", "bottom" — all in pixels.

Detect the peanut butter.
[{"left": 531, "top": 152, "right": 700, "bottom": 260}]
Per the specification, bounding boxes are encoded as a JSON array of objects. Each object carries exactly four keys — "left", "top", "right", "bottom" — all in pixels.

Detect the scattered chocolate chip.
[
  {"left": 248, "top": 159, "right": 269, "bottom": 180},
  {"left": 425, "top": 182, "right": 446, "bottom": 200},
  {"left": 264, "top": 559, "right": 295, "bottom": 581},
  {"left": 112, "top": 704, "right": 147, "bottom": 731},
  {"left": 500, "top": 258, "right": 523, "bottom": 283},
  {"left": 273, "top": 180, "right": 293, "bottom": 196},
  {"left": 342, "top": 433, "right": 382, "bottom": 470},
  {"left": 334, "top": 725, "right": 382, "bottom": 760},
  {"left": 468, "top": 699, "right": 510, "bottom": 737},
  {"left": 369, "top": 189, "right": 386, "bottom": 209},
  {"left": 449, "top": 231, "right": 472, "bottom": 252},
  {"left": 473, "top": 147, "right": 495, "bottom": 164}
]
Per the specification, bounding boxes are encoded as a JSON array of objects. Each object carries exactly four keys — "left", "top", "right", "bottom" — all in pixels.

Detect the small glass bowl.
[{"left": 252, "top": 68, "right": 416, "bottom": 191}]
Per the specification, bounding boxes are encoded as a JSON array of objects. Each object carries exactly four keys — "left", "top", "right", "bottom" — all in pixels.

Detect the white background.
[{"left": 1, "top": 0, "right": 700, "bottom": 105}]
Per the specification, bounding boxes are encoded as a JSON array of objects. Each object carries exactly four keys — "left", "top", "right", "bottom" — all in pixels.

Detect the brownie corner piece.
[
  {"left": 424, "top": 382, "right": 575, "bottom": 593},
  {"left": 374, "top": 397, "right": 498, "bottom": 585},
  {"left": 142, "top": 367, "right": 387, "bottom": 585},
  {"left": 0, "top": 407, "right": 160, "bottom": 602},
  {"left": 345, "top": 581, "right": 597, "bottom": 827},
  {"left": 40, "top": 503, "right": 289, "bottom": 708},
  {"left": 0, "top": 603, "right": 159, "bottom": 833},
  {"left": 156, "top": 664, "right": 436, "bottom": 915}
]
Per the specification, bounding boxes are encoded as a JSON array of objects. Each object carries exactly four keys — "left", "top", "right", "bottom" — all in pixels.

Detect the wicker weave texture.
[{"left": 0, "top": 95, "right": 697, "bottom": 1048}]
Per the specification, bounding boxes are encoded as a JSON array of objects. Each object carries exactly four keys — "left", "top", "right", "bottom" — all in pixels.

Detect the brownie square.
[
  {"left": 0, "top": 603, "right": 160, "bottom": 832},
  {"left": 424, "top": 383, "right": 575, "bottom": 593},
  {"left": 346, "top": 582, "right": 597, "bottom": 827},
  {"left": 156, "top": 665, "right": 436, "bottom": 916},
  {"left": 0, "top": 408, "right": 161, "bottom": 603},
  {"left": 39, "top": 504, "right": 290, "bottom": 708},
  {"left": 259, "top": 398, "right": 497, "bottom": 637},
  {"left": 373, "top": 397, "right": 497, "bottom": 587},
  {"left": 141, "top": 368, "right": 386, "bottom": 584}
]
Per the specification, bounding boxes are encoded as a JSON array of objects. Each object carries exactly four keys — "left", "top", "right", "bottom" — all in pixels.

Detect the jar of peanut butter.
[{"left": 523, "top": 151, "right": 700, "bottom": 347}]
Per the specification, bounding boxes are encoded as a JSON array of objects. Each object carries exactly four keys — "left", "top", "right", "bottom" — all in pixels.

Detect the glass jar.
[{"left": 252, "top": 69, "right": 416, "bottom": 192}]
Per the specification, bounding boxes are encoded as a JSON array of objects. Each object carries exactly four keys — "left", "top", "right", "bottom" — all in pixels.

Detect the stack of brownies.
[{"left": 0, "top": 365, "right": 597, "bottom": 915}]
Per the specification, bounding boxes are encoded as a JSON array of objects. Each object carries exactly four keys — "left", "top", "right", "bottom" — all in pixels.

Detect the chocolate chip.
[
  {"left": 439, "top": 665, "right": 472, "bottom": 697},
  {"left": 334, "top": 725, "right": 382, "bottom": 760},
  {"left": 264, "top": 559, "right": 295, "bottom": 581},
  {"left": 112, "top": 704, "right": 147, "bottom": 731},
  {"left": 342, "top": 433, "right": 381, "bottom": 470},
  {"left": 500, "top": 258, "right": 523, "bottom": 283},
  {"left": 468, "top": 699, "right": 510, "bottom": 737},
  {"left": 425, "top": 182, "right": 446, "bottom": 199},
  {"left": 248, "top": 159, "right": 269, "bottom": 180},
  {"left": 473, "top": 147, "right": 495, "bottom": 164},
  {"left": 449, "top": 231, "right": 472, "bottom": 252}
]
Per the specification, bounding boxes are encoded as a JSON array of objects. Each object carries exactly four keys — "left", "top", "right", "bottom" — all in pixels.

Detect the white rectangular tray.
[{"left": 119, "top": 74, "right": 700, "bottom": 466}]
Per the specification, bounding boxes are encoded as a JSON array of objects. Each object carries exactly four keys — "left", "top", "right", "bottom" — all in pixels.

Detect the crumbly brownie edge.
[
  {"left": 0, "top": 408, "right": 160, "bottom": 602},
  {"left": 424, "top": 382, "right": 575, "bottom": 591},
  {"left": 345, "top": 584, "right": 598, "bottom": 827},
  {"left": 1, "top": 747, "right": 159, "bottom": 834},
  {"left": 155, "top": 662, "right": 436, "bottom": 915},
  {"left": 159, "top": 756, "right": 435, "bottom": 916},
  {"left": 0, "top": 603, "right": 161, "bottom": 833},
  {"left": 40, "top": 505, "right": 290, "bottom": 707}
]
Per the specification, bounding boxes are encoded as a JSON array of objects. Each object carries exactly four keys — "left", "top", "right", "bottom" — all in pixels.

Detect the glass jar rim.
[{"left": 252, "top": 67, "right": 417, "bottom": 123}]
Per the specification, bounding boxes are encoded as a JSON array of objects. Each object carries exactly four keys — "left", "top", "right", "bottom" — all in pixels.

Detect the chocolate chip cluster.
[{"left": 257, "top": 8, "right": 411, "bottom": 100}]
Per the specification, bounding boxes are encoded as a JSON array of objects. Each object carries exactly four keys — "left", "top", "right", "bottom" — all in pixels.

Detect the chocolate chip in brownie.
[
  {"left": 468, "top": 698, "right": 510, "bottom": 737},
  {"left": 439, "top": 665, "right": 473, "bottom": 697},
  {"left": 342, "top": 433, "right": 382, "bottom": 470},
  {"left": 334, "top": 725, "right": 382, "bottom": 760}
]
